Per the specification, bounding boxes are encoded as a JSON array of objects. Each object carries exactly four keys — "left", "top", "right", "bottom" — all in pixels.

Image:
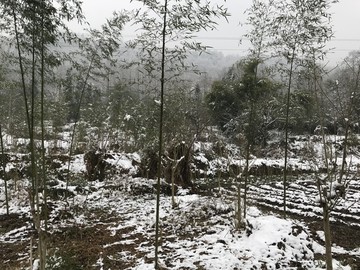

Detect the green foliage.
[
  {"left": 206, "top": 58, "right": 279, "bottom": 146},
  {"left": 289, "top": 90, "right": 317, "bottom": 133},
  {"left": 62, "top": 68, "right": 80, "bottom": 123},
  {"left": 206, "top": 80, "right": 239, "bottom": 129}
]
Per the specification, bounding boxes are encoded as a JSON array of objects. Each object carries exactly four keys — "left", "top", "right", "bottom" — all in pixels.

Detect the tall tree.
[
  {"left": 238, "top": 59, "right": 278, "bottom": 219},
  {"left": 267, "top": 0, "right": 337, "bottom": 268},
  {"left": 0, "top": 1, "right": 85, "bottom": 268},
  {"left": 127, "top": 0, "right": 229, "bottom": 268},
  {"left": 269, "top": 0, "right": 336, "bottom": 217},
  {"left": 312, "top": 52, "right": 357, "bottom": 270},
  {"left": 241, "top": 0, "right": 277, "bottom": 222}
]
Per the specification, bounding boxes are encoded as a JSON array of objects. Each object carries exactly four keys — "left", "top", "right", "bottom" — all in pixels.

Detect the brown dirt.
[
  {"left": 0, "top": 208, "right": 152, "bottom": 270},
  {"left": 0, "top": 213, "right": 31, "bottom": 233},
  {"left": 47, "top": 223, "right": 150, "bottom": 269},
  {"left": 0, "top": 213, "right": 33, "bottom": 269}
]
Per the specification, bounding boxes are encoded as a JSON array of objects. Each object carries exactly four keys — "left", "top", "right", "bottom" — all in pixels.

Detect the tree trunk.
[
  {"left": 38, "top": 230, "right": 47, "bottom": 270},
  {"left": 323, "top": 206, "right": 333, "bottom": 270},
  {"left": 243, "top": 142, "right": 250, "bottom": 219},
  {"left": 39, "top": 12, "right": 47, "bottom": 269},
  {"left": 155, "top": 0, "right": 168, "bottom": 268},
  {"left": 0, "top": 124, "right": 9, "bottom": 215},
  {"left": 236, "top": 182, "right": 242, "bottom": 230},
  {"left": 339, "top": 120, "right": 350, "bottom": 183},
  {"left": 170, "top": 148, "right": 180, "bottom": 209},
  {"left": 283, "top": 50, "right": 296, "bottom": 217},
  {"left": 171, "top": 164, "right": 176, "bottom": 208},
  {"left": 218, "top": 169, "right": 222, "bottom": 195},
  {"left": 312, "top": 61, "right": 333, "bottom": 270}
]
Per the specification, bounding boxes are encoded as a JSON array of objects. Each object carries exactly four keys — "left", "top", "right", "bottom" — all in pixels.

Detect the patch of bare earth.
[
  {"left": 0, "top": 213, "right": 33, "bottom": 269},
  {"left": 0, "top": 208, "right": 152, "bottom": 269},
  {"left": 48, "top": 224, "right": 147, "bottom": 269}
]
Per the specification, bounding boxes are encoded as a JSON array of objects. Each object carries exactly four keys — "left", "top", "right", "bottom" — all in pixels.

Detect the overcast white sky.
[{"left": 73, "top": 0, "right": 360, "bottom": 65}]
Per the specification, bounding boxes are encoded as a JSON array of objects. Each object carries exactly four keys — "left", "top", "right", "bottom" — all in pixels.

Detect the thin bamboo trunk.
[
  {"left": 237, "top": 183, "right": 242, "bottom": 229},
  {"left": 39, "top": 10, "right": 47, "bottom": 270},
  {"left": 283, "top": 50, "right": 296, "bottom": 216},
  {"left": 243, "top": 143, "right": 250, "bottom": 219},
  {"left": 155, "top": 1, "right": 168, "bottom": 268},
  {"left": 0, "top": 125, "right": 9, "bottom": 215}
]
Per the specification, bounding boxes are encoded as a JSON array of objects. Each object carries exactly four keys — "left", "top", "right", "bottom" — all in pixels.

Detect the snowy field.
[{"left": 0, "top": 132, "right": 360, "bottom": 269}]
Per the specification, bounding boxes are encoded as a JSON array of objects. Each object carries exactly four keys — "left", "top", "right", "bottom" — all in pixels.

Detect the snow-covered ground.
[
  {"left": 0, "top": 132, "right": 359, "bottom": 269},
  {"left": 0, "top": 177, "right": 355, "bottom": 269}
]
